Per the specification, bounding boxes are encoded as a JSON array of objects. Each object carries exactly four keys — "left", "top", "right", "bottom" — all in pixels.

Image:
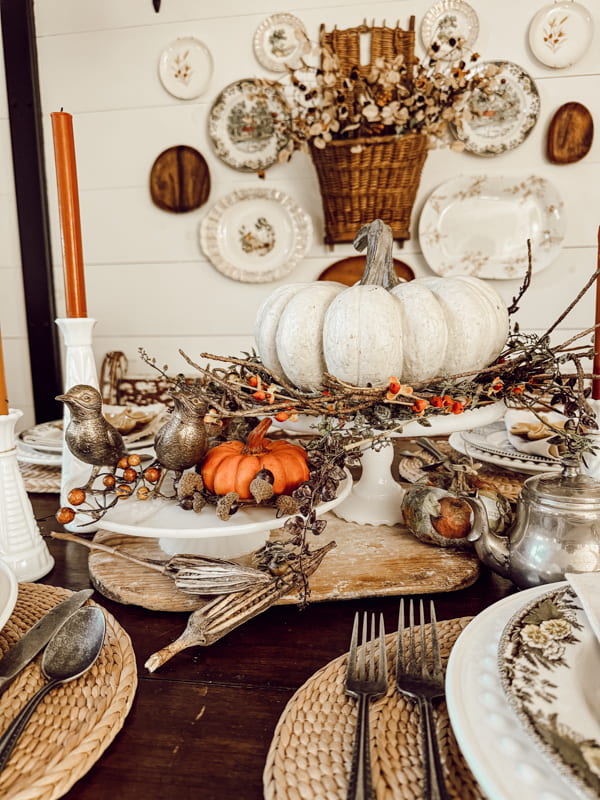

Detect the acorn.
[{"left": 249, "top": 469, "right": 275, "bottom": 504}]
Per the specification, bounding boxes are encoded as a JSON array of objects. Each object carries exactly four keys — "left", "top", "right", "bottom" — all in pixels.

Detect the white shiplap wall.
[{"left": 6, "top": 0, "right": 600, "bottom": 428}]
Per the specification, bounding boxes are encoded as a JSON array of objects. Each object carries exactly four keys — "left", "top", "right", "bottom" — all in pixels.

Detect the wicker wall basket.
[{"left": 310, "top": 131, "right": 428, "bottom": 246}]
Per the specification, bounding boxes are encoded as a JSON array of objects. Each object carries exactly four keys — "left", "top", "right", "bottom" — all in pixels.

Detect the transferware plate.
[
  {"left": 498, "top": 584, "right": 600, "bottom": 799},
  {"left": 253, "top": 13, "right": 310, "bottom": 72},
  {"left": 418, "top": 173, "right": 565, "bottom": 278},
  {"left": 420, "top": 0, "right": 479, "bottom": 60}
]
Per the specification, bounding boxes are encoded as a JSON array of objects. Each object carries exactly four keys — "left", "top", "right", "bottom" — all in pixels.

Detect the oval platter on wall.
[
  {"left": 150, "top": 145, "right": 211, "bottom": 213},
  {"left": 547, "top": 101, "right": 594, "bottom": 164}
]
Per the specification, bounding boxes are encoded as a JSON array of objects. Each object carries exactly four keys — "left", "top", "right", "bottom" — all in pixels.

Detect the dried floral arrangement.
[{"left": 271, "top": 37, "right": 499, "bottom": 158}]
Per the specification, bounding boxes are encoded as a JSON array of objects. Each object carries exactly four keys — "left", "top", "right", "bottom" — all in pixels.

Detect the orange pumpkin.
[{"left": 200, "top": 417, "right": 310, "bottom": 499}]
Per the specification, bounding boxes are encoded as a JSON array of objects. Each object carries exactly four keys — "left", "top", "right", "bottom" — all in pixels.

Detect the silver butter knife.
[{"left": 0, "top": 588, "right": 93, "bottom": 695}]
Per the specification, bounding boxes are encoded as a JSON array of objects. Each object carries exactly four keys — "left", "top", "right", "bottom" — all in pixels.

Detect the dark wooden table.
[{"left": 30, "top": 492, "right": 518, "bottom": 800}]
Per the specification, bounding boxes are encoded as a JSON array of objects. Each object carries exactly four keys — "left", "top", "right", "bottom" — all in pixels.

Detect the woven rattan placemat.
[
  {"left": 0, "top": 583, "right": 137, "bottom": 800},
  {"left": 19, "top": 463, "right": 61, "bottom": 494},
  {"left": 264, "top": 616, "right": 483, "bottom": 800}
]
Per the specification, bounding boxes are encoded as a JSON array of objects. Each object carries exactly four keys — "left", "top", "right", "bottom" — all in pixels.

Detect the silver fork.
[
  {"left": 396, "top": 599, "right": 450, "bottom": 800},
  {"left": 344, "top": 611, "right": 388, "bottom": 800}
]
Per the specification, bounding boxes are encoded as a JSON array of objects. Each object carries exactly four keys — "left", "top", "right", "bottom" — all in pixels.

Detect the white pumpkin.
[{"left": 254, "top": 221, "right": 509, "bottom": 390}]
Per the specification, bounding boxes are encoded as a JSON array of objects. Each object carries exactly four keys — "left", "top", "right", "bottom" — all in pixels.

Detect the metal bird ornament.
[
  {"left": 56, "top": 384, "right": 127, "bottom": 488},
  {"left": 153, "top": 385, "right": 209, "bottom": 491}
]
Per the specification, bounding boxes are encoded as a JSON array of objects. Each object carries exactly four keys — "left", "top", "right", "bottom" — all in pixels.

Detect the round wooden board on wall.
[
  {"left": 547, "top": 102, "right": 593, "bottom": 165},
  {"left": 318, "top": 255, "right": 415, "bottom": 285},
  {"left": 149, "top": 145, "right": 211, "bottom": 212}
]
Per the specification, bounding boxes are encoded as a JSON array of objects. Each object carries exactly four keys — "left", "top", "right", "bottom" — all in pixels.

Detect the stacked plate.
[
  {"left": 17, "top": 404, "right": 166, "bottom": 467},
  {"left": 449, "top": 419, "right": 561, "bottom": 475},
  {"left": 447, "top": 581, "right": 600, "bottom": 800}
]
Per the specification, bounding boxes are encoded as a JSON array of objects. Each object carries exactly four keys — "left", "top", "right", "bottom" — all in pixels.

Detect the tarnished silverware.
[
  {"left": 396, "top": 599, "right": 449, "bottom": 800},
  {"left": 344, "top": 611, "right": 387, "bottom": 800}
]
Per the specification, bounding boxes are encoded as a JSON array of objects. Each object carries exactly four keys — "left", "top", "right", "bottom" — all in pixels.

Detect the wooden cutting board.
[
  {"left": 87, "top": 513, "right": 480, "bottom": 612},
  {"left": 318, "top": 255, "right": 415, "bottom": 285},
  {"left": 150, "top": 145, "right": 211, "bottom": 212},
  {"left": 547, "top": 102, "right": 594, "bottom": 165}
]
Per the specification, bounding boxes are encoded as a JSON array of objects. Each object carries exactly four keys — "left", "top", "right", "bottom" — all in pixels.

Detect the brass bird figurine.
[
  {"left": 56, "top": 384, "right": 127, "bottom": 489},
  {"left": 153, "top": 385, "right": 209, "bottom": 490}
]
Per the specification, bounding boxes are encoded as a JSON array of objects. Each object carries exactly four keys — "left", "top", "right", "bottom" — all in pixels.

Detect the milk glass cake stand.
[
  {"left": 278, "top": 401, "right": 506, "bottom": 526},
  {"left": 99, "top": 469, "right": 352, "bottom": 559}
]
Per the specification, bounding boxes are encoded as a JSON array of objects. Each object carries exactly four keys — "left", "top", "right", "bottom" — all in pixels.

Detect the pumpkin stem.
[
  {"left": 242, "top": 417, "right": 272, "bottom": 454},
  {"left": 354, "top": 219, "right": 399, "bottom": 290}
]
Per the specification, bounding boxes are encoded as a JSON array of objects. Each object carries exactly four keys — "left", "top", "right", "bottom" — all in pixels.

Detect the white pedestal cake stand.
[
  {"left": 98, "top": 469, "right": 352, "bottom": 559},
  {"left": 276, "top": 401, "right": 506, "bottom": 526}
]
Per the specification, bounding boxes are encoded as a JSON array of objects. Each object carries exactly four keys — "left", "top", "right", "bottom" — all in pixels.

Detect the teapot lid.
[{"left": 523, "top": 461, "right": 600, "bottom": 507}]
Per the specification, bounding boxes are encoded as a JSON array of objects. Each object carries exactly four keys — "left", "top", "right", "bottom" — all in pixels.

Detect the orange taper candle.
[
  {"left": 51, "top": 111, "right": 87, "bottom": 318},
  {"left": 593, "top": 226, "right": 600, "bottom": 400},
  {"left": 0, "top": 329, "right": 9, "bottom": 415}
]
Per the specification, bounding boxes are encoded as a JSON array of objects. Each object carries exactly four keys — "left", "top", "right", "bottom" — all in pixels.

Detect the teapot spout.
[{"left": 464, "top": 496, "right": 512, "bottom": 579}]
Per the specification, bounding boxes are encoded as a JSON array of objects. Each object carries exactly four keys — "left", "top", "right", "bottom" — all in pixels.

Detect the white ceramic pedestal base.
[
  {"left": 0, "top": 410, "right": 54, "bottom": 580},
  {"left": 56, "top": 317, "right": 100, "bottom": 532},
  {"left": 332, "top": 400, "right": 507, "bottom": 527},
  {"left": 334, "top": 443, "right": 405, "bottom": 525}
]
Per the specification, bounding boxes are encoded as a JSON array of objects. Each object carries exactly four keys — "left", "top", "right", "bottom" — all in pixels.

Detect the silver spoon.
[{"left": 0, "top": 605, "right": 106, "bottom": 771}]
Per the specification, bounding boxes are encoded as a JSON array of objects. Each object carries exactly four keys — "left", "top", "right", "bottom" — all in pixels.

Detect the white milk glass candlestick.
[
  {"left": 0, "top": 409, "right": 54, "bottom": 580},
  {"left": 55, "top": 317, "right": 99, "bottom": 531}
]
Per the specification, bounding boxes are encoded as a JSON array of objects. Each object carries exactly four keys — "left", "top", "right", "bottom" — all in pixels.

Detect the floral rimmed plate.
[
  {"left": 452, "top": 60, "right": 540, "bottom": 156},
  {"left": 420, "top": 0, "right": 480, "bottom": 60},
  {"left": 253, "top": 13, "right": 310, "bottom": 72},
  {"left": 158, "top": 36, "right": 213, "bottom": 99},
  {"left": 528, "top": 0, "right": 594, "bottom": 69},
  {"left": 208, "top": 79, "right": 291, "bottom": 172},
  {"left": 199, "top": 187, "right": 312, "bottom": 283},
  {"left": 418, "top": 174, "right": 565, "bottom": 278},
  {"left": 498, "top": 585, "right": 600, "bottom": 800}
]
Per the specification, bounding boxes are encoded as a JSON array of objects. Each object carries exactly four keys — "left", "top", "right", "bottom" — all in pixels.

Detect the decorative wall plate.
[
  {"left": 498, "top": 585, "right": 600, "bottom": 800},
  {"left": 452, "top": 61, "right": 540, "bottom": 156},
  {"left": 420, "top": 0, "right": 480, "bottom": 59},
  {"left": 199, "top": 187, "right": 312, "bottom": 283},
  {"left": 208, "top": 79, "right": 291, "bottom": 172},
  {"left": 158, "top": 36, "right": 213, "bottom": 99},
  {"left": 528, "top": 0, "right": 593, "bottom": 69},
  {"left": 418, "top": 174, "right": 565, "bottom": 278},
  {"left": 253, "top": 13, "right": 310, "bottom": 72}
]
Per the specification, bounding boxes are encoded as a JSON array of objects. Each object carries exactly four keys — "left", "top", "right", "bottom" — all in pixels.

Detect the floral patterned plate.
[
  {"left": 420, "top": 0, "right": 480, "bottom": 60},
  {"left": 199, "top": 187, "right": 312, "bottom": 283},
  {"left": 253, "top": 13, "right": 310, "bottom": 72},
  {"left": 208, "top": 79, "right": 291, "bottom": 172},
  {"left": 452, "top": 60, "right": 540, "bottom": 156},
  {"left": 158, "top": 36, "right": 213, "bottom": 99},
  {"left": 498, "top": 585, "right": 600, "bottom": 799},
  {"left": 418, "top": 174, "right": 565, "bottom": 279},
  {"left": 528, "top": 0, "right": 593, "bottom": 69}
]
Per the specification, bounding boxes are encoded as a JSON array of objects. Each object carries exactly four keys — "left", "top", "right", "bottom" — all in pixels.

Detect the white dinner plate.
[
  {"left": 19, "top": 418, "right": 158, "bottom": 457},
  {"left": 420, "top": 0, "right": 479, "bottom": 60},
  {"left": 418, "top": 174, "right": 565, "bottom": 279},
  {"left": 449, "top": 430, "right": 561, "bottom": 474},
  {"left": 460, "top": 420, "right": 560, "bottom": 465},
  {"left": 498, "top": 584, "right": 600, "bottom": 799},
  {"left": 158, "top": 36, "right": 213, "bottom": 99},
  {"left": 199, "top": 187, "right": 312, "bottom": 283},
  {"left": 528, "top": 1, "right": 593, "bottom": 69},
  {"left": 253, "top": 13, "right": 309, "bottom": 72},
  {"left": 0, "top": 560, "right": 18, "bottom": 633},
  {"left": 452, "top": 60, "right": 540, "bottom": 156},
  {"left": 16, "top": 441, "right": 62, "bottom": 467},
  {"left": 446, "top": 582, "right": 589, "bottom": 800}
]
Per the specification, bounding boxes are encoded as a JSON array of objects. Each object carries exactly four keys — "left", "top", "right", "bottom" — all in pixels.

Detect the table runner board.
[
  {"left": 0, "top": 583, "right": 137, "bottom": 800},
  {"left": 263, "top": 617, "right": 483, "bottom": 800},
  {"left": 87, "top": 512, "right": 480, "bottom": 612}
]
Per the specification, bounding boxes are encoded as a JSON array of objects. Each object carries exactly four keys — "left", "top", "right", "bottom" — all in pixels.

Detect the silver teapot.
[{"left": 465, "top": 461, "right": 600, "bottom": 588}]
